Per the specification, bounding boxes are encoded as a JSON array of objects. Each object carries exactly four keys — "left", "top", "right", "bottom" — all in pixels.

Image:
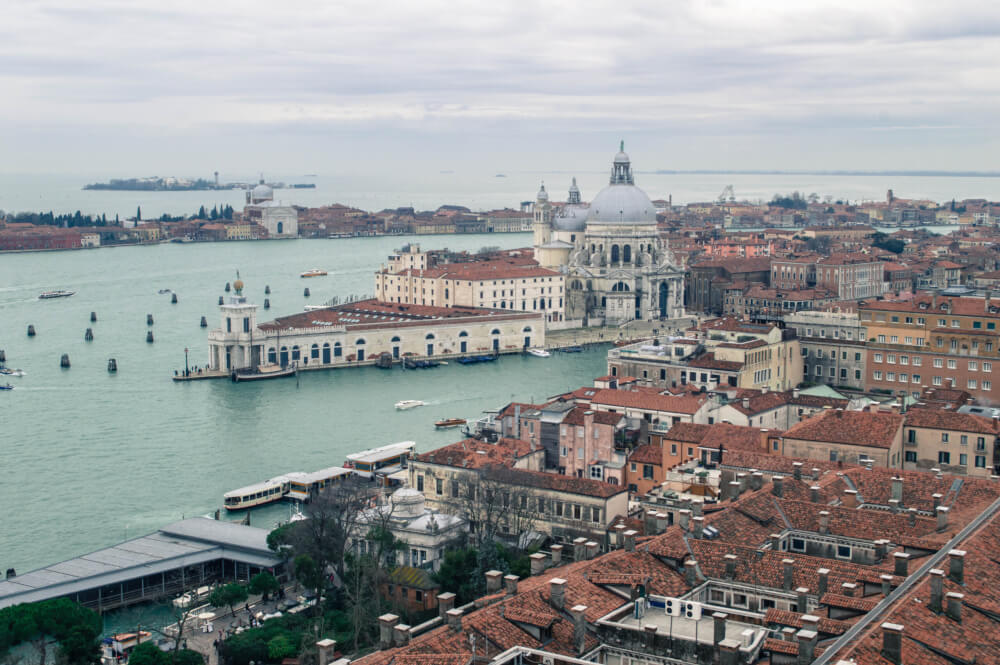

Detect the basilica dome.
[
  {"left": 587, "top": 144, "right": 656, "bottom": 225},
  {"left": 251, "top": 181, "right": 274, "bottom": 203}
]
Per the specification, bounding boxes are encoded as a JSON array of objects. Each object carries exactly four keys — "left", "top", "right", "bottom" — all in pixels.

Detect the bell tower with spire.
[{"left": 533, "top": 182, "right": 553, "bottom": 249}]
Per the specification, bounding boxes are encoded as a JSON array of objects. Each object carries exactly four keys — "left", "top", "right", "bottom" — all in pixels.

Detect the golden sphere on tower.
[{"left": 233, "top": 279, "right": 244, "bottom": 292}]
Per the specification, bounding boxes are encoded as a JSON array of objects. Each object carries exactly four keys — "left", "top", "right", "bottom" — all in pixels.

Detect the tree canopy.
[{"left": 0, "top": 598, "right": 101, "bottom": 664}]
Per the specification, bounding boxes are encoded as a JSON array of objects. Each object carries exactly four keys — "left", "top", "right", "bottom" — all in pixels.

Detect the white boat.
[
  {"left": 395, "top": 399, "right": 425, "bottom": 410},
  {"left": 300, "top": 268, "right": 328, "bottom": 278},
  {"left": 38, "top": 290, "right": 75, "bottom": 299},
  {"left": 223, "top": 473, "right": 305, "bottom": 510},
  {"left": 528, "top": 348, "right": 551, "bottom": 357},
  {"left": 0, "top": 368, "right": 24, "bottom": 377}
]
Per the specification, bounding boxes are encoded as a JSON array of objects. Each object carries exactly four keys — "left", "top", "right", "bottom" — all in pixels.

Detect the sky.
[{"left": 2, "top": 0, "right": 999, "bottom": 177}]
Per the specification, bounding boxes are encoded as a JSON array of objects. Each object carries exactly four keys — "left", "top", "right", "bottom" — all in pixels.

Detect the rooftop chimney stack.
[
  {"left": 929, "top": 569, "right": 944, "bottom": 613},
  {"left": 446, "top": 608, "right": 463, "bottom": 633},
  {"left": 818, "top": 511, "right": 830, "bottom": 534},
  {"left": 843, "top": 489, "right": 858, "bottom": 508},
  {"left": 793, "top": 462, "right": 803, "bottom": 480},
  {"left": 737, "top": 472, "right": 749, "bottom": 493},
  {"left": 841, "top": 582, "right": 857, "bottom": 597},
  {"left": 549, "top": 578, "right": 567, "bottom": 610},
  {"left": 817, "top": 568, "right": 830, "bottom": 596},
  {"left": 678, "top": 509, "right": 691, "bottom": 531},
  {"left": 771, "top": 533, "right": 782, "bottom": 551},
  {"left": 948, "top": 549, "right": 966, "bottom": 584},
  {"left": 530, "top": 553, "right": 547, "bottom": 576},
  {"left": 378, "top": 614, "right": 399, "bottom": 650},
  {"left": 946, "top": 592, "right": 964, "bottom": 622},
  {"left": 796, "top": 629, "right": 818, "bottom": 665},
  {"left": 907, "top": 507, "right": 917, "bottom": 527},
  {"left": 783, "top": 558, "right": 796, "bottom": 591},
  {"left": 893, "top": 552, "right": 911, "bottom": 577},
  {"left": 570, "top": 605, "right": 588, "bottom": 656},
  {"left": 393, "top": 624, "right": 411, "bottom": 648},
  {"left": 724, "top": 554, "right": 738, "bottom": 579},
  {"left": 613, "top": 523, "right": 627, "bottom": 549},
  {"left": 728, "top": 481, "right": 741, "bottom": 501},
  {"left": 751, "top": 471, "right": 764, "bottom": 490},
  {"left": 684, "top": 559, "right": 699, "bottom": 586},
  {"left": 880, "top": 574, "right": 893, "bottom": 596},
  {"left": 811, "top": 467, "right": 820, "bottom": 481},
  {"left": 585, "top": 541, "right": 599, "bottom": 559},
  {"left": 623, "top": 530, "right": 637, "bottom": 552},
  {"left": 773, "top": 476, "right": 785, "bottom": 497},
  {"left": 796, "top": 587, "right": 810, "bottom": 614},
  {"left": 932, "top": 493, "right": 943, "bottom": 510},
  {"left": 550, "top": 544, "right": 563, "bottom": 566},
  {"left": 485, "top": 570, "right": 503, "bottom": 593},
  {"left": 692, "top": 516, "right": 704, "bottom": 539},
  {"left": 881, "top": 623, "right": 903, "bottom": 665},
  {"left": 437, "top": 592, "right": 456, "bottom": 619},
  {"left": 891, "top": 476, "right": 903, "bottom": 504},
  {"left": 655, "top": 512, "right": 668, "bottom": 534},
  {"left": 810, "top": 486, "right": 821, "bottom": 503},
  {"left": 713, "top": 612, "right": 728, "bottom": 646},
  {"left": 937, "top": 506, "right": 950, "bottom": 532},
  {"left": 573, "top": 537, "right": 587, "bottom": 561}
]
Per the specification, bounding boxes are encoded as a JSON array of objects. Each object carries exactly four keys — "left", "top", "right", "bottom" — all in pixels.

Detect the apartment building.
[
  {"left": 861, "top": 294, "right": 1000, "bottom": 404},
  {"left": 780, "top": 408, "right": 904, "bottom": 468},
  {"left": 902, "top": 408, "right": 1000, "bottom": 476},
  {"left": 771, "top": 253, "right": 888, "bottom": 300},
  {"left": 785, "top": 309, "right": 868, "bottom": 390}
]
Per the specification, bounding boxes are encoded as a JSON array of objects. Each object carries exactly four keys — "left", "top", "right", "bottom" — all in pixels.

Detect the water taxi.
[
  {"left": 528, "top": 348, "right": 551, "bottom": 358},
  {"left": 395, "top": 399, "right": 425, "bottom": 410},
  {"left": 435, "top": 418, "right": 467, "bottom": 429},
  {"left": 0, "top": 384, "right": 13, "bottom": 391},
  {"left": 300, "top": 269, "right": 328, "bottom": 278},
  {"left": 223, "top": 473, "right": 304, "bottom": 510},
  {"left": 0, "top": 368, "right": 25, "bottom": 376},
  {"left": 38, "top": 290, "right": 75, "bottom": 299}
]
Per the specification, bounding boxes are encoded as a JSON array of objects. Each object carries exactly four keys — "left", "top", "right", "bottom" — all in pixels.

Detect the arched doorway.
[
  {"left": 425, "top": 333, "right": 435, "bottom": 356},
  {"left": 391, "top": 336, "right": 401, "bottom": 359},
  {"left": 659, "top": 282, "right": 669, "bottom": 318},
  {"left": 322, "top": 343, "right": 331, "bottom": 363},
  {"left": 523, "top": 326, "right": 532, "bottom": 349},
  {"left": 279, "top": 346, "right": 289, "bottom": 367},
  {"left": 277, "top": 222, "right": 283, "bottom": 235},
  {"left": 458, "top": 331, "right": 468, "bottom": 354},
  {"left": 491, "top": 328, "right": 501, "bottom": 352}
]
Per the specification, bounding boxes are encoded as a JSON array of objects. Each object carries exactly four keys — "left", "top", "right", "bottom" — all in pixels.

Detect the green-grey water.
[{"left": 0, "top": 234, "right": 607, "bottom": 575}]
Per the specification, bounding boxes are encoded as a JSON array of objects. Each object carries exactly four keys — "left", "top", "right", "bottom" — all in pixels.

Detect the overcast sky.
[{"left": 2, "top": 0, "right": 998, "bottom": 176}]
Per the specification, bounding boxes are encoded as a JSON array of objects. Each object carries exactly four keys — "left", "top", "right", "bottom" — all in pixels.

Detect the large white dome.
[
  {"left": 588, "top": 184, "right": 657, "bottom": 225},
  {"left": 251, "top": 182, "right": 273, "bottom": 202}
]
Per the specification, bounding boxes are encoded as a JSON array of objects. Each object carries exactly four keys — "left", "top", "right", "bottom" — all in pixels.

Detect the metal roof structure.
[{"left": 0, "top": 518, "right": 280, "bottom": 609}]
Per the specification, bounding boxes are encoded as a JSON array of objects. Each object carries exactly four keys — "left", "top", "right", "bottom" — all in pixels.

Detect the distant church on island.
[
  {"left": 242, "top": 179, "right": 298, "bottom": 238},
  {"left": 533, "top": 142, "right": 686, "bottom": 326}
]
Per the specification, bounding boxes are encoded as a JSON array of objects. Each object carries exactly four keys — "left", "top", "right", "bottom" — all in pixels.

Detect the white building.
[
  {"left": 532, "top": 144, "right": 686, "bottom": 327},
  {"left": 243, "top": 180, "right": 298, "bottom": 238}
]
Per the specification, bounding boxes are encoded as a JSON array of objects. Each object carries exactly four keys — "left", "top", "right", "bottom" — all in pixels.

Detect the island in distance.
[{"left": 83, "top": 176, "right": 316, "bottom": 191}]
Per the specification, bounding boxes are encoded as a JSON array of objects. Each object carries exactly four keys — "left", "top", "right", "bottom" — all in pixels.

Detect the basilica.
[{"left": 532, "top": 144, "right": 686, "bottom": 326}]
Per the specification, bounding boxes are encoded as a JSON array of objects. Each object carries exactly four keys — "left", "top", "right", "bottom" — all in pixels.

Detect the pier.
[{"left": 0, "top": 518, "right": 282, "bottom": 613}]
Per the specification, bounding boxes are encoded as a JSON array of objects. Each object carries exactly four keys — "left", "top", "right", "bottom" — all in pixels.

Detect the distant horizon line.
[{"left": 645, "top": 169, "right": 1000, "bottom": 178}]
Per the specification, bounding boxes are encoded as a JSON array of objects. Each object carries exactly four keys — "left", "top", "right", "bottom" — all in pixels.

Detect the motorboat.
[
  {"left": 0, "top": 368, "right": 25, "bottom": 376},
  {"left": 230, "top": 363, "right": 297, "bottom": 382},
  {"left": 395, "top": 399, "right": 425, "bottom": 410},
  {"left": 38, "top": 290, "right": 75, "bottom": 299},
  {"left": 172, "top": 592, "right": 195, "bottom": 608},
  {"left": 435, "top": 418, "right": 467, "bottom": 429},
  {"left": 300, "top": 269, "right": 328, "bottom": 278},
  {"left": 0, "top": 384, "right": 13, "bottom": 391},
  {"left": 528, "top": 348, "right": 551, "bottom": 358},
  {"left": 560, "top": 345, "right": 584, "bottom": 353}
]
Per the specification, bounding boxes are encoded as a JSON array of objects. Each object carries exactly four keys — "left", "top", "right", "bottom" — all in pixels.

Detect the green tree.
[
  {"left": 267, "top": 634, "right": 296, "bottom": 660},
  {"left": 209, "top": 583, "right": 249, "bottom": 619},
  {"left": 249, "top": 572, "right": 279, "bottom": 601},
  {"left": 137, "top": 206, "right": 141, "bottom": 221},
  {"left": 433, "top": 547, "right": 481, "bottom": 604},
  {"left": 292, "top": 554, "right": 323, "bottom": 595}
]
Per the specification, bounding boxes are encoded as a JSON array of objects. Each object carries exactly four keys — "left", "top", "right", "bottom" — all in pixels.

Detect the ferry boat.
[
  {"left": 300, "top": 269, "right": 328, "bottom": 278},
  {"left": 435, "top": 418, "right": 467, "bottom": 429},
  {"left": 343, "top": 441, "right": 415, "bottom": 486},
  {"left": 38, "top": 290, "right": 75, "bottom": 299},
  {"left": 395, "top": 399, "right": 425, "bottom": 410},
  {"left": 224, "top": 474, "right": 303, "bottom": 510},
  {"left": 528, "top": 348, "right": 551, "bottom": 358}
]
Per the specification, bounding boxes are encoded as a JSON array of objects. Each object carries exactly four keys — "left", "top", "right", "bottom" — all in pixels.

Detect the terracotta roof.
[
  {"left": 562, "top": 406, "right": 625, "bottom": 427},
  {"left": 685, "top": 353, "right": 744, "bottom": 371},
  {"left": 629, "top": 444, "right": 663, "bottom": 465},
  {"left": 820, "top": 592, "right": 878, "bottom": 612},
  {"left": 659, "top": 422, "right": 711, "bottom": 443},
  {"left": 590, "top": 389, "right": 708, "bottom": 415},
  {"left": 482, "top": 466, "right": 627, "bottom": 499},
  {"left": 904, "top": 408, "right": 1000, "bottom": 434},
  {"left": 415, "top": 438, "right": 536, "bottom": 469},
  {"left": 764, "top": 608, "right": 851, "bottom": 635},
  {"left": 783, "top": 410, "right": 903, "bottom": 449}
]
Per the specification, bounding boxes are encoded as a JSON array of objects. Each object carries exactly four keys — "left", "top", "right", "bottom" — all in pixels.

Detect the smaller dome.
[
  {"left": 233, "top": 279, "right": 244, "bottom": 292},
  {"left": 537, "top": 183, "right": 548, "bottom": 202},
  {"left": 391, "top": 487, "right": 426, "bottom": 518},
  {"left": 251, "top": 182, "right": 273, "bottom": 201},
  {"left": 614, "top": 140, "right": 629, "bottom": 164}
]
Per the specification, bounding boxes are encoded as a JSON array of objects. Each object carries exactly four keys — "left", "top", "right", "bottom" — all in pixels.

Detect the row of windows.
[
  {"left": 910, "top": 430, "right": 989, "bottom": 449},
  {"left": 905, "top": 450, "right": 989, "bottom": 467},
  {"left": 808, "top": 365, "right": 862, "bottom": 380},
  {"left": 874, "top": 370, "right": 993, "bottom": 391},
  {"left": 809, "top": 349, "right": 863, "bottom": 361},
  {"left": 874, "top": 354, "right": 994, "bottom": 371},
  {"left": 421, "top": 476, "right": 603, "bottom": 522}
]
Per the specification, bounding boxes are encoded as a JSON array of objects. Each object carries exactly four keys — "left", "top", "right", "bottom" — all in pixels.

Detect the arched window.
[
  {"left": 333, "top": 341, "right": 342, "bottom": 357},
  {"left": 612, "top": 281, "right": 630, "bottom": 292},
  {"left": 310, "top": 343, "right": 319, "bottom": 359},
  {"left": 458, "top": 331, "right": 469, "bottom": 337},
  {"left": 491, "top": 328, "right": 501, "bottom": 335},
  {"left": 522, "top": 326, "right": 532, "bottom": 332},
  {"left": 611, "top": 245, "right": 620, "bottom": 263},
  {"left": 425, "top": 333, "right": 435, "bottom": 340},
  {"left": 267, "top": 347, "right": 277, "bottom": 364},
  {"left": 355, "top": 338, "right": 366, "bottom": 346},
  {"left": 291, "top": 345, "right": 301, "bottom": 360},
  {"left": 322, "top": 342, "right": 331, "bottom": 363},
  {"left": 391, "top": 336, "right": 401, "bottom": 342},
  {"left": 623, "top": 245, "right": 632, "bottom": 262}
]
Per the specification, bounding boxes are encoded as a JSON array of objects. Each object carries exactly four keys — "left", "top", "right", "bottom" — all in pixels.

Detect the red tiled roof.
[
  {"left": 416, "top": 438, "right": 536, "bottom": 469},
  {"left": 590, "top": 389, "right": 708, "bottom": 415},
  {"left": 629, "top": 444, "right": 663, "bottom": 465},
  {"left": 783, "top": 410, "right": 903, "bottom": 449},
  {"left": 904, "top": 407, "right": 1000, "bottom": 434},
  {"left": 562, "top": 406, "right": 625, "bottom": 427},
  {"left": 483, "top": 466, "right": 627, "bottom": 499}
]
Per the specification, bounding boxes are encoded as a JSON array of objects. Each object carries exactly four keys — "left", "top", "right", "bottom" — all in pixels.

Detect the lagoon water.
[{"left": 0, "top": 233, "right": 612, "bottom": 575}]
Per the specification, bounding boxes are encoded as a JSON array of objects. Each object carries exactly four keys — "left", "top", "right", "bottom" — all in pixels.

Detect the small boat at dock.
[
  {"left": 528, "top": 348, "right": 551, "bottom": 357},
  {"left": 560, "top": 345, "right": 584, "bottom": 353},
  {"left": 457, "top": 355, "right": 497, "bottom": 365},
  {"left": 300, "top": 269, "right": 328, "bottom": 278},
  {"left": 435, "top": 418, "right": 467, "bottom": 429},
  {"left": 395, "top": 399, "right": 425, "bottom": 410},
  {"left": 38, "top": 290, "right": 75, "bottom": 299},
  {"left": 230, "top": 363, "right": 297, "bottom": 382}
]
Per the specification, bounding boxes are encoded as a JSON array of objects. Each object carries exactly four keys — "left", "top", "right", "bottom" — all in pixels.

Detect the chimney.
[
  {"left": 946, "top": 592, "right": 964, "bottom": 622},
  {"left": 818, "top": 510, "right": 830, "bottom": 534},
  {"left": 437, "top": 592, "right": 456, "bottom": 619},
  {"left": 624, "top": 529, "right": 637, "bottom": 552},
  {"left": 573, "top": 537, "right": 587, "bottom": 561},
  {"left": 678, "top": 509, "right": 691, "bottom": 531},
  {"left": 932, "top": 493, "right": 943, "bottom": 511},
  {"left": 796, "top": 629, "right": 818, "bottom": 665},
  {"left": 771, "top": 533, "right": 782, "bottom": 551},
  {"left": 684, "top": 559, "right": 699, "bottom": 586},
  {"left": 888, "top": 498, "right": 900, "bottom": 513},
  {"left": 751, "top": 471, "right": 764, "bottom": 490},
  {"left": 893, "top": 552, "right": 911, "bottom": 577},
  {"left": 891, "top": 476, "right": 903, "bottom": 503},
  {"left": 446, "top": 608, "right": 463, "bottom": 632},
  {"left": 937, "top": 506, "right": 950, "bottom": 531},
  {"left": 655, "top": 512, "right": 668, "bottom": 534},
  {"left": 549, "top": 578, "right": 567, "bottom": 610},
  {"left": 811, "top": 467, "right": 820, "bottom": 481},
  {"left": 485, "top": 569, "right": 503, "bottom": 593},
  {"left": 378, "top": 614, "right": 399, "bottom": 649},
  {"left": 613, "top": 523, "right": 627, "bottom": 548},
  {"left": 692, "top": 516, "right": 704, "bottom": 539},
  {"left": 719, "top": 639, "right": 741, "bottom": 665},
  {"left": 783, "top": 558, "right": 796, "bottom": 590},
  {"left": 393, "top": 624, "right": 411, "bottom": 648},
  {"left": 875, "top": 539, "right": 890, "bottom": 560},
  {"left": 793, "top": 462, "right": 803, "bottom": 480},
  {"left": 550, "top": 544, "right": 563, "bottom": 566},
  {"left": 793, "top": 388, "right": 800, "bottom": 398},
  {"left": 810, "top": 486, "right": 821, "bottom": 503},
  {"left": 743, "top": 397, "right": 750, "bottom": 409},
  {"left": 907, "top": 507, "right": 917, "bottom": 527},
  {"left": 801, "top": 614, "right": 820, "bottom": 634},
  {"left": 570, "top": 605, "right": 588, "bottom": 656},
  {"left": 841, "top": 582, "right": 858, "bottom": 597},
  {"left": 796, "top": 587, "right": 810, "bottom": 614},
  {"left": 713, "top": 612, "right": 728, "bottom": 646},
  {"left": 817, "top": 568, "right": 830, "bottom": 596},
  {"left": 724, "top": 553, "right": 738, "bottom": 579},
  {"left": 782, "top": 627, "right": 797, "bottom": 642},
  {"left": 691, "top": 498, "right": 705, "bottom": 517},
  {"left": 585, "top": 541, "right": 599, "bottom": 559},
  {"left": 727, "top": 481, "right": 741, "bottom": 501},
  {"left": 737, "top": 472, "right": 749, "bottom": 493},
  {"left": 881, "top": 623, "right": 903, "bottom": 665},
  {"left": 504, "top": 574, "right": 519, "bottom": 595},
  {"left": 316, "top": 639, "right": 337, "bottom": 665},
  {"left": 530, "top": 553, "right": 547, "bottom": 576},
  {"left": 644, "top": 510, "right": 658, "bottom": 536},
  {"left": 773, "top": 475, "right": 785, "bottom": 497},
  {"left": 948, "top": 549, "right": 965, "bottom": 584},
  {"left": 928, "top": 569, "right": 944, "bottom": 613},
  {"left": 880, "top": 574, "right": 893, "bottom": 596}
]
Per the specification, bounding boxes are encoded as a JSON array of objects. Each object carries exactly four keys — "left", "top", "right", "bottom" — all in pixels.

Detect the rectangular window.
[
  {"left": 939, "top": 451, "right": 951, "bottom": 464},
  {"left": 900, "top": 355, "right": 908, "bottom": 365},
  {"left": 573, "top": 504, "right": 582, "bottom": 520},
  {"left": 984, "top": 362, "right": 993, "bottom": 372},
  {"left": 417, "top": 476, "right": 424, "bottom": 492},
  {"left": 948, "top": 359, "right": 957, "bottom": 369},
  {"left": 985, "top": 381, "right": 992, "bottom": 391},
  {"left": 577, "top": 447, "right": 584, "bottom": 460},
  {"left": 887, "top": 354, "right": 896, "bottom": 364},
  {"left": 976, "top": 455, "right": 987, "bottom": 468},
  {"left": 537, "top": 497, "right": 545, "bottom": 513},
  {"left": 942, "top": 433, "right": 949, "bottom": 443},
  {"left": 960, "top": 454, "right": 968, "bottom": 466},
  {"left": 912, "top": 356, "right": 922, "bottom": 366},
  {"left": 905, "top": 451, "right": 917, "bottom": 462},
  {"left": 899, "top": 373, "right": 908, "bottom": 383},
  {"left": 887, "top": 372, "right": 896, "bottom": 381},
  {"left": 874, "top": 371, "right": 883, "bottom": 380},
  {"left": 451, "top": 482, "right": 459, "bottom": 498},
  {"left": 790, "top": 538, "right": 805, "bottom": 552},
  {"left": 709, "top": 589, "right": 726, "bottom": 604},
  {"left": 969, "top": 379, "right": 978, "bottom": 390},
  {"left": 970, "top": 361, "right": 978, "bottom": 371},
  {"left": 891, "top": 335, "right": 899, "bottom": 344},
  {"left": 435, "top": 478, "right": 442, "bottom": 495},
  {"left": 836, "top": 545, "right": 852, "bottom": 560},
  {"left": 934, "top": 358, "right": 943, "bottom": 368},
  {"left": 934, "top": 376, "right": 942, "bottom": 386},
  {"left": 561, "top": 446, "right": 568, "bottom": 457},
  {"left": 874, "top": 353, "right": 883, "bottom": 363},
  {"left": 592, "top": 506, "right": 601, "bottom": 523},
  {"left": 643, "top": 465, "right": 654, "bottom": 479}
]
